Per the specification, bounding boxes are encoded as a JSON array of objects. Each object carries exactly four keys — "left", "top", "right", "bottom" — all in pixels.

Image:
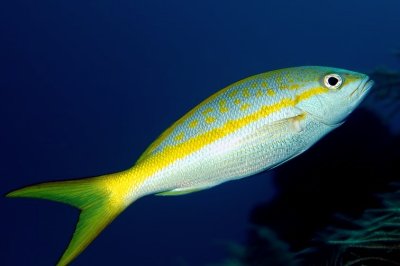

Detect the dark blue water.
[{"left": 1, "top": 1, "right": 399, "bottom": 265}]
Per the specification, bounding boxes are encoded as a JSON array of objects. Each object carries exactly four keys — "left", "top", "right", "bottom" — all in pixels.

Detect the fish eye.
[{"left": 323, "top": 74, "right": 343, "bottom": 89}]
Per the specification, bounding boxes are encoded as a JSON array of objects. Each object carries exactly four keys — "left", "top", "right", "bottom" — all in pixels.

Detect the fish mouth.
[{"left": 350, "top": 76, "right": 374, "bottom": 100}]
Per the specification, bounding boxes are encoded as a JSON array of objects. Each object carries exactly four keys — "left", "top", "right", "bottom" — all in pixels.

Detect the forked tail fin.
[{"left": 6, "top": 171, "right": 134, "bottom": 266}]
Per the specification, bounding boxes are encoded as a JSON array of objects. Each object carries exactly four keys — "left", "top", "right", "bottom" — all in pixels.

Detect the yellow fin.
[{"left": 6, "top": 171, "right": 135, "bottom": 266}]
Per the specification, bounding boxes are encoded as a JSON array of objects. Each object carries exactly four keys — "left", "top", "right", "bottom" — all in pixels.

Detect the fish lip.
[
  {"left": 350, "top": 76, "right": 374, "bottom": 99},
  {"left": 361, "top": 79, "right": 374, "bottom": 95}
]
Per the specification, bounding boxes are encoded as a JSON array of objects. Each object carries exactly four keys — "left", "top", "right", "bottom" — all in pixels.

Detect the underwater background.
[{"left": 1, "top": 1, "right": 399, "bottom": 265}]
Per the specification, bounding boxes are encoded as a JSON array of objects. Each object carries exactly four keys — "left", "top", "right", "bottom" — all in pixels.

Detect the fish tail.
[{"left": 6, "top": 170, "right": 137, "bottom": 266}]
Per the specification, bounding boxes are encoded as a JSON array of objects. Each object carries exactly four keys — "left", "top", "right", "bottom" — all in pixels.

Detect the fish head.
[{"left": 292, "top": 66, "right": 374, "bottom": 126}]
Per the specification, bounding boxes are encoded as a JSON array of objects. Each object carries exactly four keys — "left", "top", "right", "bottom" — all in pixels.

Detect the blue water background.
[{"left": 1, "top": 1, "right": 399, "bottom": 265}]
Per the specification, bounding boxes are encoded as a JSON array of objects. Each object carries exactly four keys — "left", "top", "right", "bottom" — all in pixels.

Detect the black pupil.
[{"left": 328, "top": 76, "right": 339, "bottom": 86}]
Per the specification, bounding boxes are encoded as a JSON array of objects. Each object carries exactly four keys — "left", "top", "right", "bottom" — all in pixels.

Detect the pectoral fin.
[{"left": 254, "top": 113, "right": 306, "bottom": 139}]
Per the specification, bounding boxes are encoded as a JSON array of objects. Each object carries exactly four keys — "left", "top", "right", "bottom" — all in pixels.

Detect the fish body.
[{"left": 7, "top": 66, "right": 373, "bottom": 265}]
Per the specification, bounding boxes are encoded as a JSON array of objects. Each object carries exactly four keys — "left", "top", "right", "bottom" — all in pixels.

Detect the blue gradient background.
[{"left": 1, "top": 1, "right": 399, "bottom": 265}]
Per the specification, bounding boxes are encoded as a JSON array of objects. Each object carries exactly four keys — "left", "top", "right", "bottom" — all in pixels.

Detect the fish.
[{"left": 6, "top": 66, "right": 374, "bottom": 265}]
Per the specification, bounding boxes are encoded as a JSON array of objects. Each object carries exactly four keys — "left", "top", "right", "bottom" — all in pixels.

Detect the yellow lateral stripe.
[
  {"left": 137, "top": 85, "right": 232, "bottom": 161},
  {"left": 138, "top": 73, "right": 281, "bottom": 160},
  {"left": 126, "top": 86, "right": 328, "bottom": 190}
]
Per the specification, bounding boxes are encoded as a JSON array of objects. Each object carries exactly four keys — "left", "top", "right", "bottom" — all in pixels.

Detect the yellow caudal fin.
[{"left": 6, "top": 171, "right": 133, "bottom": 266}]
